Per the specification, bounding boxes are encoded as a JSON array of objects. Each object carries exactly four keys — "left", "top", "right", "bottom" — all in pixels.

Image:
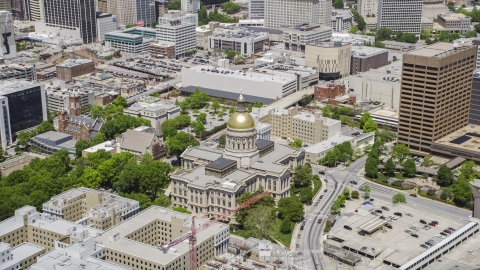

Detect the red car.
[
  {"left": 428, "top": 222, "right": 436, "bottom": 227},
  {"left": 448, "top": 227, "right": 456, "bottom": 231},
  {"left": 444, "top": 229, "right": 452, "bottom": 234}
]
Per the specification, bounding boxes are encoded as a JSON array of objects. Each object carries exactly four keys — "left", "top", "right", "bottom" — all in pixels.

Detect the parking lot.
[
  {"left": 112, "top": 57, "right": 187, "bottom": 77},
  {"left": 328, "top": 199, "right": 470, "bottom": 268}
]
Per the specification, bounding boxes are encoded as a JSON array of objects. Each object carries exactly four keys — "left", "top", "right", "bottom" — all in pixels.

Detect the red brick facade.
[{"left": 314, "top": 83, "right": 346, "bottom": 102}]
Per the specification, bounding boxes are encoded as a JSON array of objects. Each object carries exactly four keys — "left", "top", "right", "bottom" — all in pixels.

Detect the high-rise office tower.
[
  {"left": 10, "top": 0, "right": 30, "bottom": 20},
  {"left": 43, "top": 0, "right": 97, "bottom": 44},
  {"left": 29, "top": 0, "right": 44, "bottom": 20},
  {"left": 181, "top": 0, "right": 199, "bottom": 13},
  {"left": 0, "top": 0, "right": 11, "bottom": 12},
  {"left": 249, "top": 0, "right": 264, "bottom": 19},
  {"left": 136, "top": 0, "right": 156, "bottom": 26},
  {"left": 358, "top": 0, "right": 377, "bottom": 16},
  {"left": 377, "top": 0, "right": 422, "bottom": 35},
  {"left": 264, "top": 0, "right": 331, "bottom": 28},
  {"left": 107, "top": 0, "right": 137, "bottom": 26},
  {"left": 397, "top": 43, "right": 476, "bottom": 154}
]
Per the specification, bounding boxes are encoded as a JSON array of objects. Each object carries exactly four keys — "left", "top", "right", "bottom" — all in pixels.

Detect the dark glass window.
[{"left": 7, "top": 86, "right": 44, "bottom": 140}]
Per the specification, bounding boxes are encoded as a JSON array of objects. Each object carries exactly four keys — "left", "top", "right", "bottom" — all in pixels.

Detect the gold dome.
[{"left": 227, "top": 112, "right": 255, "bottom": 129}]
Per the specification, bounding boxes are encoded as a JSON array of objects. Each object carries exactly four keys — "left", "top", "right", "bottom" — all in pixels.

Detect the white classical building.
[{"left": 170, "top": 94, "right": 305, "bottom": 216}]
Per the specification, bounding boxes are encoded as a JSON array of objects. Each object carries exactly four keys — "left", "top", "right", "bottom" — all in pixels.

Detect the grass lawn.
[
  {"left": 366, "top": 172, "right": 414, "bottom": 190},
  {"left": 313, "top": 177, "right": 322, "bottom": 195}
]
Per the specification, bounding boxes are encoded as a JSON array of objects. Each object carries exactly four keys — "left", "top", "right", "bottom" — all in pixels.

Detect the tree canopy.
[
  {"left": 166, "top": 132, "right": 200, "bottom": 159},
  {"left": 436, "top": 165, "right": 454, "bottom": 186},
  {"left": 290, "top": 138, "right": 303, "bottom": 148},
  {"left": 392, "top": 193, "right": 407, "bottom": 204}
]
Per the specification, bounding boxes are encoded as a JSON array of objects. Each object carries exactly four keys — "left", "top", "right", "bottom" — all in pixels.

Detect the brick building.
[
  {"left": 314, "top": 82, "right": 346, "bottom": 101},
  {"left": 56, "top": 59, "right": 95, "bottom": 82},
  {"left": 350, "top": 46, "right": 389, "bottom": 75},
  {"left": 150, "top": 41, "right": 176, "bottom": 59},
  {"left": 57, "top": 95, "right": 104, "bottom": 141}
]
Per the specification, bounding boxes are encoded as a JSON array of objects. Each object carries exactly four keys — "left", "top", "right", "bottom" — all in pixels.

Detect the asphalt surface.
[{"left": 296, "top": 154, "right": 471, "bottom": 269}]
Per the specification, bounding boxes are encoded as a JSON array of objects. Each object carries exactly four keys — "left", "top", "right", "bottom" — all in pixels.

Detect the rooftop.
[
  {"left": 293, "top": 111, "right": 319, "bottom": 122},
  {"left": 83, "top": 141, "right": 115, "bottom": 153},
  {"left": 205, "top": 158, "right": 237, "bottom": 171},
  {"left": 176, "top": 165, "right": 255, "bottom": 187},
  {"left": 32, "top": 250, "right": 131, "bottom": 270},
  {"left": 305, "top": 135, "right": 354, "bottom": 154},
  {"left": 351, "top": 45, "right": 388, "bottom": 57},
  {"left": 57, "top": 59, "right": 93, "bottom": 68},
  {"left": 406, "top": 42, "right": 474, "bottom": 58},
  {"left": 211, "top": 27, "right": 269, "bottom": 41},
  {"left": 439, "top": 13, "right": 470, "bottom": 20},
  {"left": 93, "top": 206, "right": 227, "bottom": 265},
  {"left": 34, "top": 131, "right": 71, "bottom": 142},
  {"left": 118, "top": 129, "right": 156, "bottom": 153},
  {"left": 189, "top": 65, "right": 297, "bottom": 84},
  {"left": 433, "top": 124, "right": 480, "bottom": 152},
  {"left": 1, "top": 243, "right": 45, "bottom": 269},
  {"left": 0, "top": 80, "right": 42, "bottom": 95}
]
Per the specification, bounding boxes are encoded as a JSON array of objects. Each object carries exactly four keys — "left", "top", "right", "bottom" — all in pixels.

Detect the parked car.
[
  {"left": 432, "top": 221, "right": 439, "bottom": 225},
  {"left": 317, "top": 218, "right": 323, "bottom": 224},
  {"left": 394, "top": 212, "right": 403, "bottom": 217},
  {"left": 420, "top": 220, "right": 427, "bottom": 224},
  {"left": 425, "top": 242, "right": 433, "bottom": 246},
  {"left": 361, "top": 246, "right": 367, "bottom": 251},
  {"left": 358, "top": 231, "right": 366, "bottom": 236},
  {"left": 428, "top": 222, "right": 436, "bottom": 227},
  {"left": 468, "top": 250, "right": 474, "bottom": 255},
  {"left": 405, "top": 229, "right": 412, "bottom": 234},
  {"left": 420, "top": 244, "right": 429, "bottom": 249},
  {"left": 385, "top": 224, "right": 392, "bottom": 229},
  {"left": 369, "top": 198, "right": 375, "bottom": 201},
  {"left": 344, "top": 225, "right": 352, "bottom": 230},
  {"left": 444, "top": 229, "right": 451, "bottom": 234},
  {"left": 410, "top": 194, "right": 417, "bottom": 197},
  {"left": 448, "top": 227, "right": 456, "bottom": 231},
  {"left": 411, "top": 234, "right": 419, "bottom": 238},
  {"left": 381, "top": 206, "right": 390, "bottom": 211},
  {"left": 375, "top": 209, "right": 383, "bottom": 214},
  {"left": 440, "top": 232, "right": 448, "bottom": 236},
  {"left": 300, "top": 226, "right": 304, "bottom": 230},
  {"left": 406, "top": 213, "right": 413, "bottom": 217}
]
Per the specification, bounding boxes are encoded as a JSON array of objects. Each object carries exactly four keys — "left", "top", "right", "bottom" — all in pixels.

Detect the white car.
[
  {"left": 309, "top": 218, "right": 312, "bottom": 223},
  {"left": 468, "top": 250, "right": 474, "bottom": 255}
]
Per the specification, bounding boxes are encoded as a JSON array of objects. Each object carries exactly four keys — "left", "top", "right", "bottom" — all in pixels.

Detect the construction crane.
[{"left": 159, "top": 191, "right": 270, "bottom": 270}]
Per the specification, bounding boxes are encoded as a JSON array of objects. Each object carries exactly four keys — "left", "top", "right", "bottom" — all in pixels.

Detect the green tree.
[
  {"left": 90, "top": 105, "right": 104, "bottom": 119},
  {"left": 403, "top": 158, "right": 416, "bottom": 177},
  {"left": 347, "top": 2, "right": 352, "bottom": 8},
  {"left": 211, "top": 98, "right": 221, "bottom": 113},
  {"left": 37, "top": 121, "right": 55, "bottom": 134},
  {"left": 421, "top": 154, "right": 434, "bottom": 167},
  {"left": 277, "top": 196, "right": 304, "bottom": 222},
  {"left": 86, "top": 149, "right": 112, "bottom": 169},
  {"left": 80, "top": 168, "right": 102, "bottom": 188},
  {"left": 196, "top": 112, "right": 207, "bottom": 124},
  {"left": 475, "top": 24, "right": 480, "bottom": 33},
  {"left": 161, "top": 119, "right": 179, "bottom": 139},
  {"left": 292, "top": 164, "right": 312, "bottom": 189},
  {"left": 153, "top": 196, "right": 171, "bottom": 207},
  {"left": 333, "top": 0, "right": 344, "bottom": 8},
  {"left": 229, "top": 106, "right": 236, "bottom": 115},
  {"left": 226, "top": 50, "right": 236, "bottom": 59},
  {"left": 392, "top": 193, "right": 407, "bottom": 204},
  {"left": 392, "top": 144, "right": 410, "bottom": 162},
  {"left": 29, "top": 190, "right": 49, "bottom": 210},
  {"left": 359, "top": 112, "right": 372, "bottom": 129},
  {"left": 175, "top": 114, "right": 191, "bottom": 128},
  {"left": 290, "top": 138, "right": 303, "bottom": 148},
  {"left": 458, "top": 160, "right": 478, "bottom": 182},
  {"left": 343, "top": 187, "right": 351, "bottom": 199},
  {"left": 351, "top": 190, "right": 359, "bottom": 199},
  {"left": 221, "top": 2, "right": 242, "bottom": 13},
  {"left": 166, "top": 132, "right": 200, "bottom": 160},
  {"left": 363, "top": 119, "right": 378, "bottom": 132},
  {"left": 280, "top": 217, "right": 292, "bottom": 234},
  {"left": 98, "top": 152, "right": 136, "bottom": 188},
  {"left": 140, "top": 161, "right": 171, "bottom": 200},
  {"left": 140, "top": 153, "right": 155, "bottom": 165},
  {"left": 168, "top": 0, "right": 181, "bottom": 9},
  {"left": 218, "top": 134, "right": 226, "bottom": 148},
  {"left": 376, "top": 27, "right": 392, "bottom": 41},
  {"left": 436, "top": 165, "right": 454, "bottom": 186},
  {"left": 244, "top": 205, "right": 276, "bottom": 238},
  {"left": 384, "top": 158, "right": 396, "bottom": 177},
  {"left": 299, "top": 188, "right": 313, "bottom": 203},
  {"left": 75, "top": 140, "right": 92, "bottom": 158},
  {"left": 349, "top": 25, "right": 359, "bottom": 34},
  {"left": 194, "top": 122, "right": 206, "bottom": 137},
  {"left": 112, "top": 96, "right": 128, "bottom": 108},
  {"left": 465, "top": 31, "right": 477, "bottom": 38},
  {"left": 362, "top": 185, "right": 370, "bottom": 199},
  {"left": 453, "top": 180, "right": 472, "bottom": 205},
  {"left": 322, "top": 106, "right": 332, "bottom": 118},
  {"left": 91, "top": 133, "right": 107, "bottom": 145},
  {"left": 365, "top": 157, "right": 378, "bottom": 178},
  {"left": 299, "top": 94, "right": 313, "bottom": 106}
]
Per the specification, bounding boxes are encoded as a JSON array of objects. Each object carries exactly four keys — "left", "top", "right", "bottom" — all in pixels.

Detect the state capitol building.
[{"left": 169, "top": 94, "right": 305, "bottom": 218}]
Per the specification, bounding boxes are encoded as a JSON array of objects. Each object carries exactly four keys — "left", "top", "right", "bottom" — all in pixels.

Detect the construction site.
[{"left": 203, "top": 237, "right": 288, "bottom": 270}]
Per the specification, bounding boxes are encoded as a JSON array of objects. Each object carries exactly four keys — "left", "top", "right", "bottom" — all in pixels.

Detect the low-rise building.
[
  {"left": 331, "top": 9, "right": 353, "bottom": 31},
  {"left": 314, "top": 81, "right": 346, "bottom": 102},
  {"left": 196, "top": 25, "right": 213, "bottom": 50},
  {"left": 93, "top": 206, "right": 229, "bottom": 269},
  {"left": 435, "top": 13, "right": 471, "bottom": 34},
  {"left": 331, "top": 33, "right": 376, "bottom": 45},
  {"left": 182, "top": 65, "right": 298, "bottom": 104},
  {"left": 150, "top": 40, "right": 176, "bottom": 59},
  {"left": 208, "top": 27, "right": 269, "bottom": 57},
  {"left": 82, "top": 140, "right": 117, "bottom": 156},
  {"left": 42, "top": 187, "right": 140, "bottom": 230},
  {"left": 0, "top": 206, "right": 102, "bottom": 252},
  {"left": 256, "top": 122, "right": 271, "bottom": 140},
  {"left": 105, "top": 27, "right": 156, "bottom": 54},
  {"left": 283, "top": 25, "right": 332, "bottom": 52},
  {"left": 0, "top": 62, "right": 36, "bottom": 81},
  {"left": 74, "top": 73, "right": 146, "bottom": 97},
  {"left": 350, "top": 46, "right": 389, "bottom": 75},
  {"left": 123, "top": 97, "right": 180, "bottom": 127},
  {"left": 364, "top": 17, "right": 377, "bottom": 31},
  {"left": 305, "top": 132, "right": 375, "bottom": 163},
  {"left": 262, "top": 106, "right": 342, "bottom": 145},
  {"left": 56, "top": 59, "right": 95, "bottom": 83},
  {"left": 46, "top": 87, "right": 96, "bottom": 112},
  {"left": 382, "top": 40, "right": 416, "bottom": 51},
  {"left": 158, "top": 10, "right": 198, "bottom": 26},
  {"left": 0, "top": 242, "right": 45, "bottom": 270},
  {"left": 117, "top": 128, "right": 166, "bottom": 160},
  {"left": 305, "top": 41, "right": 352, "bottom": 80},
  {"left": 156, "top": 20, "right": 196, "bottom": 58},
  {"left": 238, "top": 19, "right": 265, "bottom": 27},
  {"left": 30, "top": 131, "right": 77, "bottom": 155}
]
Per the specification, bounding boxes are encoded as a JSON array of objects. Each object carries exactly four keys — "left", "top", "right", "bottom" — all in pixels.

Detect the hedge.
[{"left": 198, "top": 123, "right": 227, "bottom": 139}]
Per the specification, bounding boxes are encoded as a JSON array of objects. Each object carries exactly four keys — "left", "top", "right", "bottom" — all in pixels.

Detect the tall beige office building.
[
  {"left": 0, "top": 0, "right": 11, "bottom": 12},
  {"left": 29, "top": 0, "right": 44, "bottom": 21},
  {"left": 107, "top": 0, "right": 137, "bottom": 26},
  {"left": 397, "top": 42, "right": 476, "bottom": 154},
  {"left": 305, "top": 41, "right": 352, "bottom": 80}
]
